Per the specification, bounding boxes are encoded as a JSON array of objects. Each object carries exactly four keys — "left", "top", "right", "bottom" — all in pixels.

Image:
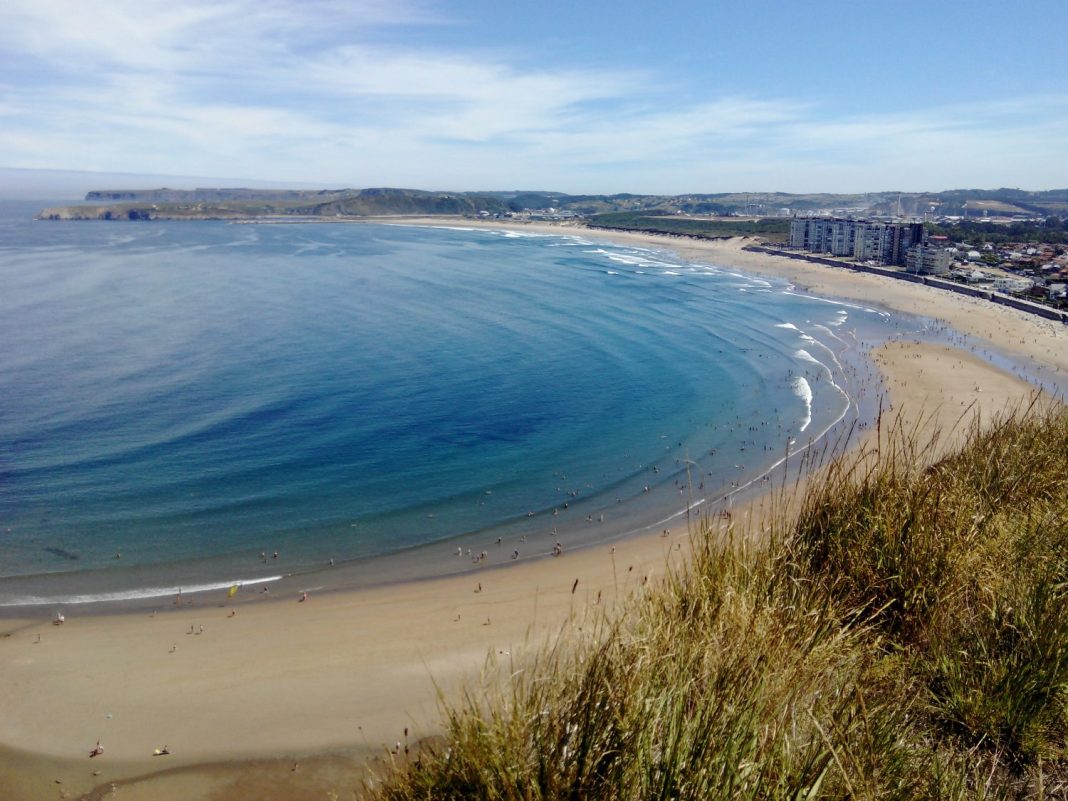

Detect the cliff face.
[
  {"left": 38, "top": 206, "right": 156, "bottom": 220},
  {"left": 84, "top": 188, "right": 352, "bottom": 203},
  {"left": 36, "top": 205, "right": 241, "bottom": 221},
  {"left": 41, "top": 188, "right": 513, "bottom": 220}
]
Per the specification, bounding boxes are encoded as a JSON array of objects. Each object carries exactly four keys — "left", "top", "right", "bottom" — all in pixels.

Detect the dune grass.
[{"left": 370, "top": 405, "right": 1068, "bottom": 800}]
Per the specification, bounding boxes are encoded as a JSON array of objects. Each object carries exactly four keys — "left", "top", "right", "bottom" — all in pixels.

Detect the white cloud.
[
  {"left": 0, "top": 0, "right": 438, "bottom": 72},
  {"left": 1, "top": 1, "right": 1067, "bottom": 192}
]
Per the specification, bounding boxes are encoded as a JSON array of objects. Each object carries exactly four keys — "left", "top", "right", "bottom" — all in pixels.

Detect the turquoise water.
[{"left": 0, "top": 205, "right": 899, "bottom": 608}]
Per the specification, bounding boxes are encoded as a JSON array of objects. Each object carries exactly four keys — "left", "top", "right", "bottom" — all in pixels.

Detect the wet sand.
[{"left": 0, "top": 222, "right": 1060, "bottom": 801}]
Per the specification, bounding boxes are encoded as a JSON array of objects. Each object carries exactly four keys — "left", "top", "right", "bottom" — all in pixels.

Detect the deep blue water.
[{"left": 0, "top": 203, "right": 899, "bottom": 607}]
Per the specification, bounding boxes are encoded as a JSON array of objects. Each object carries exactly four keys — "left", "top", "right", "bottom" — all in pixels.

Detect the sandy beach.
[{"left": 1, "top": 222, "right": 1062, "bottom": 801}]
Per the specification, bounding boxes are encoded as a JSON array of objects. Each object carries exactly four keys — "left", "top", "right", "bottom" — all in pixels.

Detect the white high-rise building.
[
  {"left": 905, "top": 245, "right": 952, "bottom": 275},
  {"left": 829, "top": 220, "right": 857, "bottom": 257},
  {"left": 790, "top": 217, "right": 924, "bottom": 266}
]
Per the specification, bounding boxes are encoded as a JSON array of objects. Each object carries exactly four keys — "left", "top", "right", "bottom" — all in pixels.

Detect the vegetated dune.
[{"left": 371, "top": 402, "right": 1068, "bottom": 800}]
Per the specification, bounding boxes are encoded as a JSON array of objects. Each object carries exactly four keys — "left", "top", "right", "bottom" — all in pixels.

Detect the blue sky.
[{"left": 1, "top": 0, "right": 1066, "bottom": 194}]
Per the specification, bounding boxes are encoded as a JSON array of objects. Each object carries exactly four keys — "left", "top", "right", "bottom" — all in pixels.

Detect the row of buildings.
[{"left": 788, "top": 218, "right": 951, "bottom": 274}]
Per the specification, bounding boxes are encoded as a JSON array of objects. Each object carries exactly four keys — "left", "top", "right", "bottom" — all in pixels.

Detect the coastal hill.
[
  {"left": 37, "top": 186, "right": 1068, "bottom": 222},
  {"left": 39, "top": 187, "right": 514, "bottom": 220},
  {"left": 369, "top": 404, "right": 1068, "bottom": 800}
]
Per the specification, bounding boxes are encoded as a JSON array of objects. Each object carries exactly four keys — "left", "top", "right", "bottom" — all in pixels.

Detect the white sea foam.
[
  {"left": 0, "top": 575, "right": 284, "bottom": 607},
  {"left": 794, "top": 349, "right": 822, "bottom": 365},
  {"left": 812, "top": 323, "right": 848, "bottom": 347},
  {"left": 606, "top": 254, "right": 651, "bottom": 266},
  {"left": 650, "top": 499, "right": 707, "bottom": 527},
  {"left": 782, "top": 290, "right": 880, "bottom": 315},
  {"left": 775, "top": 323, "right": 799, "bottom": 330},
  {"left": 605, "top": 253, "right": 679, "bottom": 270},
  {"left": 793, "top": 376, "right": 813, "bottom": 432}
]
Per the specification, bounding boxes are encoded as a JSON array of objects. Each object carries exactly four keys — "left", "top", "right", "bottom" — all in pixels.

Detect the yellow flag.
[{"left": 227, "top": 584, "right": 239, "bottom": 598}]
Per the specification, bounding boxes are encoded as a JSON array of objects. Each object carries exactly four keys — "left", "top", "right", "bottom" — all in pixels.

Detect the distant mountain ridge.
[{"left": 37, "top": 186, "right": 1068, "bottom": 221}]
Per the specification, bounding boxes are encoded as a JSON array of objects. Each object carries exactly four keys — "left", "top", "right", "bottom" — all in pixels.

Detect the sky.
[{"left": 1, "top": 0, "right": 1067, "bottom": 196}]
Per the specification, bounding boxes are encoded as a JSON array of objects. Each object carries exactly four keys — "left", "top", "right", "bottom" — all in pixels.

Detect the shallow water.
[{"left": 0, "top": 206, "right": 916, "bottom": 607}]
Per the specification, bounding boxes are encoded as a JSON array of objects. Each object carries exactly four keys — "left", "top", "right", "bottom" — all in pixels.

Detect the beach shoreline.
[
  {"left": 395, "top": 217, "right": 1068, "bottom": 375},
  {"left": 0, "top": 219, "right": 888, "bottom": 618},
  {"left": 1, "top": 221, "right": 1063, "bottom": 801}
]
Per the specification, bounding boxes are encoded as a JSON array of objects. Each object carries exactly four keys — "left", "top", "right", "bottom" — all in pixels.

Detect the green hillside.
[{"left": 372, "top": 405, "right": 1068, "bottom": 800}]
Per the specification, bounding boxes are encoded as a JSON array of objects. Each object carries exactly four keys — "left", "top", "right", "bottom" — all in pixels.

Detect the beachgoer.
[{"left": 89, "top": 740, "right": 104, "bottom": 758}]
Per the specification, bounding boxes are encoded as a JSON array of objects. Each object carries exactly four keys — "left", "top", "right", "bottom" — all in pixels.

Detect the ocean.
[{"left": 0, "top": 204, "right": 914, "bottom": 608}]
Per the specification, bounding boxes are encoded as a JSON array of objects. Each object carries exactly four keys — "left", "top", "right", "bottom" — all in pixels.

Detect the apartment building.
[
  {"left": 904, "top": 244, "right": 952, "bottom": 275},
  {"left": 790, "top": 217, "right": 925, "bottom": 266}
]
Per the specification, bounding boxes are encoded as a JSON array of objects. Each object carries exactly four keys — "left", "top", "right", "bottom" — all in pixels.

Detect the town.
[{"left": 766, "top": 215, "right": 1068, "bottom": 321}]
